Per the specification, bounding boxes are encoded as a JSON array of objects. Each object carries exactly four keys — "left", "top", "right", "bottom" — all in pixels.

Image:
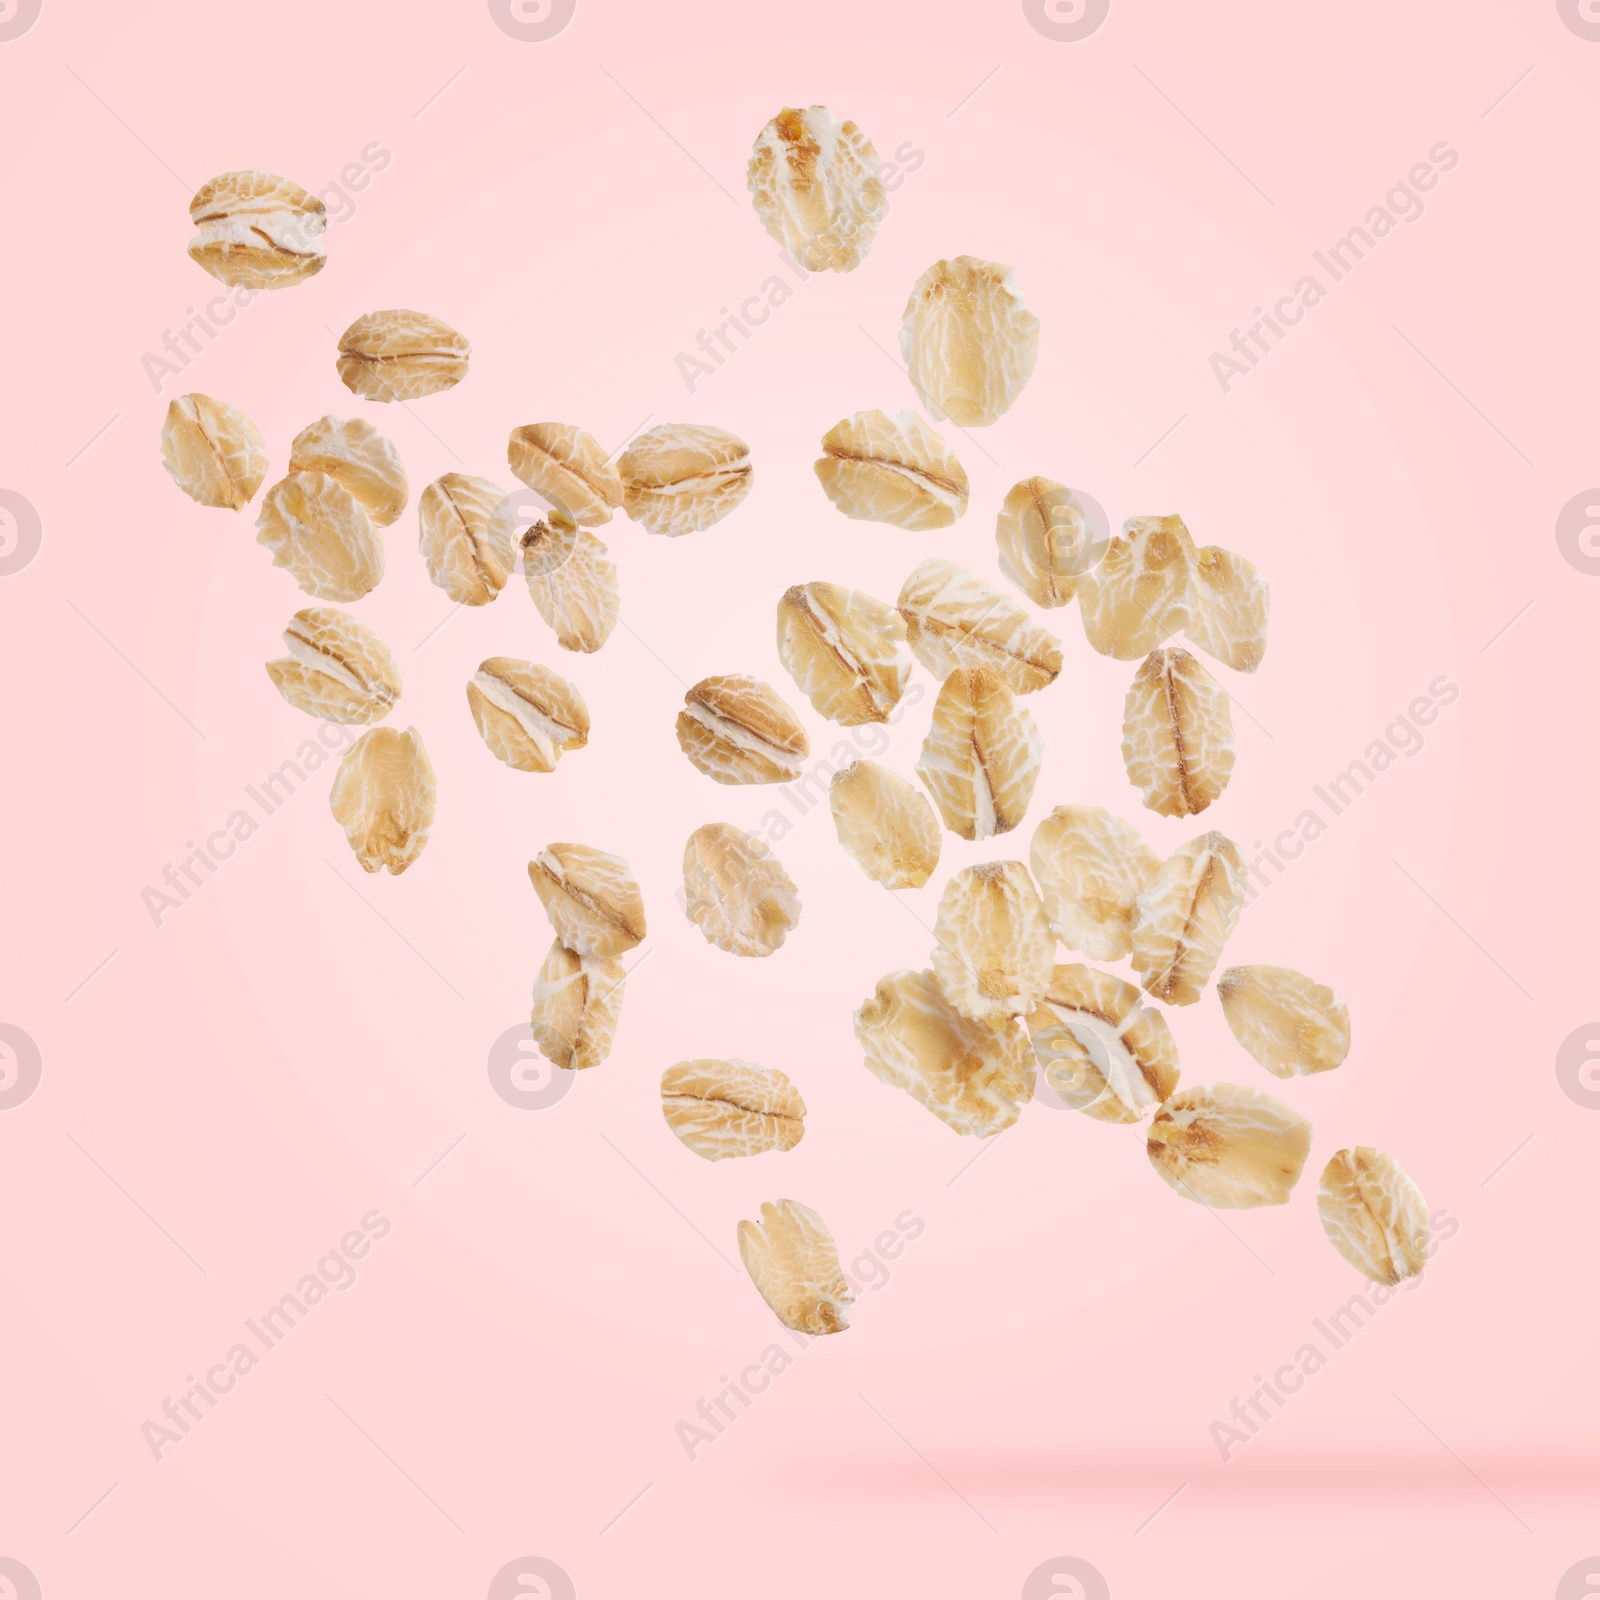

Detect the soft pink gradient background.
[{"left": 1, "top": 2, "right": 1596, "bottom": 1595}]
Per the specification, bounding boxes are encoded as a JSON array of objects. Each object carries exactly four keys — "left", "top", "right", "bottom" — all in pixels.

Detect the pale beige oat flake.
[
  {"left": 266, "top": 607, "right": 400, "bottom": 724},
  {"left": 676, "top": 674, "right": 809, "bottom": 785},
  {"left": 418, "top": 473, "right": 517, "bottom": 605},
  {"left": 776, "top": 582, "right": 909, "bottom": 725},
  {"left": 1121, "top": 647, "right": 1235, "bottom": 818},
  {"left": 507, "top": 422, "right": 623, "bottom": 527},
  {"left": 737, "top": 1199, "right": 852, "bottom": 1335},
  {"left": 995, "top": 477, "right": 1105, "bottom": 608},
  {"left": 898, "top": 558, "right": 1063, "bottom": 693},
  {"left": 916, "top": 669, "right": 1041, "bottom": 841},
  {"left": 1027, "top": 965, "right": 1180, "bottom": 1123},
  {"left": 256, "top": 470, "right": 384, "bottom": 602},
  {"left": 466, "top": 657, "right": 589, "bottom": 773},
  {"left": 1131, "top": 831, "right": 1246, "bottom": 1005},
  {"left": 1188, "top": 545, "right": 1269, "bottom": 673},
  {"left": 522, "top": 511, "right": 620, "bottom": 653},
  {"left": 932, "top": 861, "right": 1054, "bottom": 1023},
  {"left": 1217, "top": 964, "right": 1351, "bottom": 1078},
  {"left": 682, "top": 823, "right": 801, "bottom": 958},
  {"left": 1318, "top": 1148, "right": 1428, "bottom": 1286},
  {"left": 161, "top": 393, "right": 268, "bottom": 510},
  {"left": 617, "top": 424, "right": 751, "bottom": 537},
  {"left": 328, "top": 726, "right": 436, "bottom": 875},
  {"left": 530, "top": 938, "right": 625, "bottom": 1071},
  {"left": 1029, "top": 805, "right": 1161, "bottom": 961},
  {"left": 1147, "top": 1083, "right": 1312, "bottom": 1208},
  {"left": 288, "top": 416, "right": 409, "bottom": 527},
  {"left": 814, "top": 409, "right": 969, "bottom": 530},
  {"left": 900, "top": 256, "right": 1039, "bottom": 427},
  {"left": 854, "top": 968, "right": 1035, "bottom": 1137},
  {"left": 662, "top": 1060, "right": 806, "bottom": 1161},
  {"left": 187, "top": 171, "right": 326, "bottom": 290},
  {"left": 747, "top": 105, "right": 885, "bottom": 272},
  {"left": 828, "top": 760, "right": 941, "bottom": 889},
  {"left": 528, "top": 843, "right": 646, "bottom": 958},
  {"left": 336, "top": 309, "right": 470, "bottom": 403},
  {"left": 1077, "top": 514, "right": 1198, "bottom": 660}
]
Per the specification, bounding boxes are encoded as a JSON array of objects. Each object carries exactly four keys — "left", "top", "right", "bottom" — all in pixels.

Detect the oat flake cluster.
[{"left": 164, "top": 137, "right": 1429, "bottom": 1337}]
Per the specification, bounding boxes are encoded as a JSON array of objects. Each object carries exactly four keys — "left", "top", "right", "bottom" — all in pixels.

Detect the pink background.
[{"left": 1, "top": 1, "right": 1596, "bottom": 1594}]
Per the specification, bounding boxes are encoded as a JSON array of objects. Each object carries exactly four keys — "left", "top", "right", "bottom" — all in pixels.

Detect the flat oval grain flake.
[
  {"left": 256, "top": 470, "right": 384, "bottom": 602},
  {"left": 854, "top": 969, "right": 1035, "bottom": 1137},
  {"left": 1077, "top": 514, "right": 1197, "bottom": 660},
  {"left": 329, "top": 726, "right": 436, "bottom": 875},
  {"left": 776, "top": 582, "right": 909, "bottom": 726},
  {"left": 1146, "top": 1083, "right": 1311, "bottom": 1209},
  {"left": 814, "top": 409, "right": 969, "bottom": 531},
  {"left": 995, "top": 477, "right": 1105, "bottom": 608},
  {"left": 737, "top": 1199, "right": 852, "bottom": 1335},
  {"left": 676, "top": 674, "right": 809, "bottom": 785},
  {"left": 528, "top": 843, "right": 646, "bottom": 958},
  {"left": 617, "top": 424, "right": 751, "bottom": 537},
  {"left": 530, "top": 938, "right": 625, "bottom": 1071},
  {"left": 1188, "top": 545, "right": 1269, "bottom": 673},
  {"left": 662, "top": 1060, "right": 807, "bottom": 1161},
  {"left": 932, "top": 862, "right": 1054, "bottom": 1023},
  {"left": 521, "top": 512, "right": 620, "bottom": 653},
  {"left": 829, "top": 760, "right": 941, "bottom": 889},
  {"left": 897, "top": 558, "right": 1062, "bottom": 693},
  {"left": 1029, "top": 805, "right": 1161, "bottom": 961},
  {"left": 682, "top": 823, "right": 801, "bottom": 958},
  {"left": 507, "top": 422, "right": 623, "bottom": 527},
  {"left": 1217, "top": 964, "right": 1350, "bottom": 1078},
  {"left": 466, "top": 657, "right": 589, "bottom": 773},
  {"left": 187, "top": 171, "right": 326, "bottom": 290},
  {"left": 336, "top": 309, "right": 469, "bottom": 403},
  {"left": 418, "top": 473, "right": 517, "bottom": 606},
  {"left": 748, "top": 105, "right": 885, "bottom": 272},
  {"left": 289, "top": 416, "right": 409, "bottom": 528},
  {"left": 1121, "top": 648, "right": 1235, "bottom": 818},
  {"left": 1318, "top": 1148, "right": 1428, "bottom": 1286},
  {"left": 1027, "top": 965, "right": 1180, "bottom": 1124},
  {"left": 266, "top": 607, "right": 400, "bottom": 724},
  {"left": 916, "top": 669, "right": 1041, "bottom": 841},
  {"left": 162, "top": 393, "right": 268, "bottom": 510},
  {"left": 1130, "top": 831, "right": 1246, "bottom": 1006},
  {"left": 900, "top": 256, "right": 1039, "bottom": 427}
]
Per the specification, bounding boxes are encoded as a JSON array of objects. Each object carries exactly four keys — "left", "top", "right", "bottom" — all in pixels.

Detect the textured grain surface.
[
  {"left": 466, "top": 657, "right": 588, "bottom": 773},
  {"left": 507, "top": 422, "right": 623, "bottom": 526},
  {"left": 814, "top": 409, "right": 969, "bottom": 530},
  {"left": 662, "top": 1060, "right": 806, "bottom": 1161},
  {"left": 747, "top": 105, "right": 884, "bottom": 272},
  {"left": 1029, "top": 804, "right": 1162, "bottom": 961},
  {"left": 1188, "top": 545, "right": 1270, "bottom": 673},
  {"left": 682, "top": 823, "right": 801, "bottom": 958},
  {"left": 1077, "top": 514, "right": 1197, "bottom": 660},
  {"left": 266, "top": 607, "right": 400, "bottom": 724},
  {"left": 1147, "top": 1083, "right": 1312, "bottom": 1208},
  {"left": 995, "top": 476, "right": 1104, "bottom": 607},
  {"left": 1217, "top": 964, "right": 1351, "bottom": 1078},
  {"left": 898, "top": 557, "right": 1063, "bottom": 693},
  {"left": 336, "top": 309, "right": 469, "bottom": 402},
  {"left": 328, "top": 726, "right": 435, "bottom": 875},
  {"left": 530, "top": 939, "right": 626, "bottom": 1071},
  {"left": 737, "top": 1199, "right": 852, "bottom": 1334},
  {"left": 776, "top": 581, "right": 909, "bottom": 726},
  {"left": 829, "top": 760, "right": 941, "bottom": 889},
  {"left": 528, "top": 843, "right": 646, "bottom": 958},
  {"left": 676, "top": 674, "right": 809, "bottom": 785},
  {"left": 1318, "top": 1147, "right": 1428, "bottom": 1285},
  {"left": 1121, "top": 647, "right": 1235, "bottom": 817},
  {"left": 1130, "top": 831, "right": 1246, "bottom": 1005},
  {"left": 618, "top": 424, "right": 752, "bottom": 537},
  {"left": 418, "top": 473, "right": 517, "bottom": 605},
  {"left": 161, "top": 393, "right": 268, "bottom": 510},
  {"left": 288, "top": 415, "right": 408, "bottom": 527},
  {"left": 931, "top": 861, "right": 1054, "bottom": 1023},
  {"left": 187, "top": 170, "right": 326, "bottom": 290},
  {"left": 521, "top": 511, "right": 620, "bottom": 653},
  {"left": 255, "top": 470, "right": 384, "bottom": 602},
  {"left": 916, "top": 668, "right": 1041, "bottom": 841}
]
